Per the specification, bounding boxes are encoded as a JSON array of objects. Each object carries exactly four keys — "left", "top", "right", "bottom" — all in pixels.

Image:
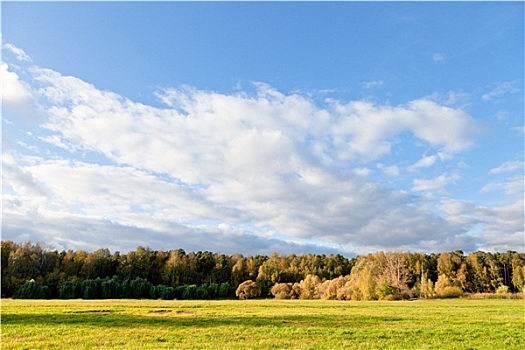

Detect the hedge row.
[{"left": 13, "top": 277, "right": 232, "bottom": 300}]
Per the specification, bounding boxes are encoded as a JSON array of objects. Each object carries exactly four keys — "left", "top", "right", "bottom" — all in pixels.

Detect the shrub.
[
  {"left": 196, "top": 285, "right": 210, "bottom": 299},
  {"left": 322, "top": 276, "right": 345, "bottom": 300},
  {"left": 466, "top": 292, "right": 525, "bottom": 300},
  {"left": 13, "top": 280, "right": 50, "bottom": 299},
  {"left": 182, "top": 285, "right": 198, "bottom": 300},
  {"left": 496, "top": 285, "right": 510, "bottom": 294},
  {"left": 81, "top": 279, "right": 101, "bottom": 299},
  {"left": 271, "top": 283, "right": 292, "bottom": 299},
  {"left": 174, "top": 285, "right": 187, "bottom": 299},
  {"left": 218, "top": 282, "right": 230, "bottom": 298},
  {"left": 161, "top": 286, "right": 175, "bottom": 300},
  {"left": 59, "top": 280, "right": 80, "bottom": 299},
  {"left": 39, "top": 286, "right": 51, "bottom": 299},
  {"left": 235, "top": 280, "right": 261, "bottom": 300},
  {"left": 438, "top": 286, "right": 463, "bottom": 298},
  {"left": 83, "top": 286, "right": 96, "bottom": 299},
  {"left": 207, "top": 283, "right": 219, "bottom": 299},
  {"left": 377, "top": 282, "right": 398, "bottom": 300},
  {"left": 101, "top": 277, "right": 122, "bottom": 299},
  {"left": 150, "top": 285, "right": 175, "bottom": 300},
  {"left": 298, "top": 275, "right": 321, "bottom": 300},
  {"left": 128, "top": 277, "right": 153, "bottom": 299}
]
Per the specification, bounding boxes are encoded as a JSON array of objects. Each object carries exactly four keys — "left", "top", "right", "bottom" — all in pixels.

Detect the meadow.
[{"left": 1, "top": 298, "right": 524, "bottom": 349}]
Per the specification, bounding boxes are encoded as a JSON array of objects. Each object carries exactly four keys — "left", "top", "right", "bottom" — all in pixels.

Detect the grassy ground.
[{"left": 1, "top": 298, "right": 524, "bottom": 349}]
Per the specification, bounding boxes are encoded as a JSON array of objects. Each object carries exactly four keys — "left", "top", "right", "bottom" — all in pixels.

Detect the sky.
[{"left": 1, "top": 1, "right": 524, "bottom": 256}]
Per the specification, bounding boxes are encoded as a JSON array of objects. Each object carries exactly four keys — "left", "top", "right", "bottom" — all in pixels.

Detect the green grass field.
[{"left": 1, "top": 298, "right": 524, "bottom": 349}]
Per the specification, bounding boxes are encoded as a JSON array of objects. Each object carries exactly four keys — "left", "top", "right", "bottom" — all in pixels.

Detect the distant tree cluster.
[
  {"left": 270, "top": 251, "right": 525, "bottom": 300},
  {"left": 1, "top": 241, "right": 524, "bottom": 300}
]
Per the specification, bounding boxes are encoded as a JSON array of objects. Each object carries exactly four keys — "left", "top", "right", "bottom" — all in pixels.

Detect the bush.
[
  {"left": 271, "top": 283, "right": 292, "bottom": 299},
  {"left": 235, "top": 280, "right": 261, "bottom": 300},
  {"left": 182, "top": 285, "right": 198, "bottom": 300},
  {"left": 40, "top": 286, "right": 51, "bottom": 299},
  {"left": 174, "top": 285, "right": 187, "bottom": 299},
  {"left": 218, "top": 282, "right": 230, "bottom": 298},
  {"left": 81, "top": 279, "right": 101, "bottom": 299},
  {"left": 161, "top": 286, "right": 175, "bottom": 300},
  {"left": 496, "top": 285, "right": 510, "bottom": 294},
  {"left": 207, "top": 283, "right": 219, "bottom": 299},
  {"left": 128, "top": 277, "right": 153, "bottom": 299},
  {"left": 59, "top": 280, "right": 80, "bottom": 299},
  {"left": 196, "top": 285, "right": 210, "bottom": 299},
  {"left": 377, "top": 283, "right": 398, "bottom": 300},
  {"left": 151, "top": 285, "right": 175, "bottom": 300},
  {"left": 298, "top": 275, "right": 321, "bottom": 300},
  {"left": 101, "top": 277, "right": 122, "bottom": 299},
  {"left": 83, "top": 286, "right": 96, "bottom": 299},
  {"left": 466, "top": 292, "right": 525, "bottom": 300},
  {"left": 13, "top": 280, "right": 50, "bottom": 299},
  {"left": 438, "top": 286, "right": 463, "bottom": 298}
]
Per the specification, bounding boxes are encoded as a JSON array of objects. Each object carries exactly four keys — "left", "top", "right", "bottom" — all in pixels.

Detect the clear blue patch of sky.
[{"left": 3, "top": 1, "right": 523, "bottom": 104}]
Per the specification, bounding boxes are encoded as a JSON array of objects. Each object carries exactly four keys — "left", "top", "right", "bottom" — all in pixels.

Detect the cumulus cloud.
[
  {"left": 476, "top": 199, "right": 524, "bottom": 252},
  {"left": 330, "top": 99, "right": 480, "bottom": 160},
  {"left": 1, "top": 63, "right": 34, "bottom": 115},
  {"left": 2, "top": 63, "right": 500, "bottom": 254},
  {"left": 34, "top": 69, "right": 481, "bottom": 171},
  {"left": 437, "top": 197, "right": 524, "bottom": 252},
  {"left": 412, "top": 173, "right": 461, "bottom": 192}
]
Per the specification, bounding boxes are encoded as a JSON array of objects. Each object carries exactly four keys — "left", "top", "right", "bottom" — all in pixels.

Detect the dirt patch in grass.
[
  {"left": 148, "top": 310, "right": 172, "bottom": 314},
  {"left": 175, "top": 310, "right": 192, "bottom": 315},
  {"left": 70, "top": 310, "right": 114, "bottom": 315}
]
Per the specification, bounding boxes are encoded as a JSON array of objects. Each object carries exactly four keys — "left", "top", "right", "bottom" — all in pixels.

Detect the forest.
[{"left": 1, "top": 241, "right": 524, "bottom": 300}]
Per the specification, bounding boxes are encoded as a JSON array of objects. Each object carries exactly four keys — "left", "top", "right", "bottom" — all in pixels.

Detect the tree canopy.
[{"left": 2, "top": 241, "right": 524, "bottom": 300}]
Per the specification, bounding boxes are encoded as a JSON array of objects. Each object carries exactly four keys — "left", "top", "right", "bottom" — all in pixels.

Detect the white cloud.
[
  {"left": 482, "top": 81, "right": 519, "bottom": 101},
  {"left": 2, "top": 63, "right": 492, "bottom": 254},
  {"left": 483, "top": 160, "right": 524, "bottom": 196},
  {"left": 437, "top": 197, "right": 524, "bottom": 252},
  {"left": 481, "top": 176, "right": 524, "bottom": 196},
  {"left": 353, "top": 167, "right": 372, "bottom": 177},
  {"left": 476, "top": 199, "right": 524, "bottom": 252},
  {"left": 377, "top": 163, "right": 400, "bottom": 176},
  {"left": 489, "top": 160, "right": 524, "bottom": 174},
  {"left": 360, "top": 80, "right": 384, "bottom": 89},
  {"left": 1, "top": 63, "right": 33, "bottom": 107},
  {"left": 330, "top": 99, "right": 480, "bottom": 160},
  {"left": 412, "top": 173, "right": 460, "bottom": 192},
  {"left": 3, "top": 43, "right": 32, "bottom": 62},
  {"left": 409, "top": 154, "right": 437, "bottom": 171}
]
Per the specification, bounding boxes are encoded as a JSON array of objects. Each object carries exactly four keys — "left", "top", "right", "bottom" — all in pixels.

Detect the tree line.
[{"left": 1, "top": 241, "right": 524, "bottom": 300}]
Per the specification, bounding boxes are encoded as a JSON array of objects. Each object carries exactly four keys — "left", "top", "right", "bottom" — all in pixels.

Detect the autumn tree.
[
  {"left": 374, "top": 251, "right": 412, "bottom": 297},
  {"left": 298, "top": 274, "right": 322, "bottom": 299}
]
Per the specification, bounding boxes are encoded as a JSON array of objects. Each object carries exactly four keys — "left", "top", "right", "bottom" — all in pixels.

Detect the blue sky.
[{"left": 2, "top": 1, "right": 523, "bottom": 256}]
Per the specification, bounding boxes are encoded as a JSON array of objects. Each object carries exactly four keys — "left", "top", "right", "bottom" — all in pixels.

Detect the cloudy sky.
[{"left": 2, "top": 2, "right": 523, "bottom": 256}]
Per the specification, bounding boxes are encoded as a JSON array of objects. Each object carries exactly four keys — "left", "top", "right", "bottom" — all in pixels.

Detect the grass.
[{"left": 1, "top": 298, "right": 524, "bottom": 349}]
